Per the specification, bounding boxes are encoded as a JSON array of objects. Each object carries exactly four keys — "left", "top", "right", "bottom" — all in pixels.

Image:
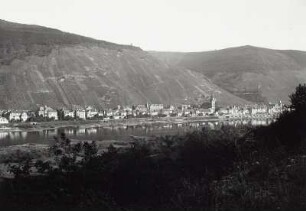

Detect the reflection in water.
[
  {"left": 86, "top": 128, "right": 97, "bottom": 135},
  {"left": 0, "top": 132, "right": 9, "bottom": 140},
  {"left": 47, "top": 129, "right": 57, "bottom": 138},
  {"left": 64, "top": 128, "right": 75, "bottom": 135},
  {"left": 77, "top": 128, "right": 86, "bottom": 134},
  {"left": 0, "top": 119, "right": 273, "bottom": 147},
  {"left": 9, "top": 132, "right": 21, "bottom": 140},
  {"left": 207, "top": 122, "right": 215, "bottom": 130},
  {"left": 21, "top": 132, "right": 27, "bottom": 139}
]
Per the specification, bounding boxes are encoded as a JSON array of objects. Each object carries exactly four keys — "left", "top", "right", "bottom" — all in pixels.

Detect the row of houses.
[
  {"left": 0, "top": 106, "right": 59, "bottom": 123},
  {"left": 131, "top": 99, "right": 216, "bottom": 118},
  {"left": 0, "top": 99, "right": 215, "bottom": 124},
  {"left": 218, "top": 101, "right": 284, "bottom": 119},
  {"left": 1, "top": 106, "right": 96, "bottom": 123},
  {"left": 0, "top": 98, "right": 284, "bottom": 124}
]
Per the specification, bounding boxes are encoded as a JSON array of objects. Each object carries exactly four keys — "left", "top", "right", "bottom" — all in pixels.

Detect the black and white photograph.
[{"left": 0, "top": 0, "right": 306, "bottom": 210}]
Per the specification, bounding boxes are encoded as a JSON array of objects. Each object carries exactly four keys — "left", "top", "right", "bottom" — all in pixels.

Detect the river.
[{"left": 0, "top": 119, "right": 273, "bottom": 147}]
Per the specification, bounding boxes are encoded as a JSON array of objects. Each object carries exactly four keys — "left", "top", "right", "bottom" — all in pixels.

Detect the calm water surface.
[{"left": 0, "top": 119, "right": 272, "bottom": 147}]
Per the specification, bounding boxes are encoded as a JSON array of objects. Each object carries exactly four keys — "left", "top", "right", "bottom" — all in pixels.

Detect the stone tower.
[{"left": 210, "top": 95, "right": 216, "bottom": 113}]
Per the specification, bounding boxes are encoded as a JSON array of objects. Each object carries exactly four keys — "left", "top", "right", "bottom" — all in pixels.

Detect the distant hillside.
[
  {"left": 0, "top": 20, "right": 246, "bottom": 109},
  {"left": 0, "top": 19, "right": 140, "bottom": 65},
  {"left": 151, "top": 46, "right": 306, "bottom": 103}
]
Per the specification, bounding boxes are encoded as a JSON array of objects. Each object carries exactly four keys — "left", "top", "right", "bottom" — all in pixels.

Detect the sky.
[{"left": 1, "top": 0, "right": 306, "bottom": 52}]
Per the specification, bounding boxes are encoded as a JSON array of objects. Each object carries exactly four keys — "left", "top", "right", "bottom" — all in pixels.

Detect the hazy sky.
[{"left": 1, "top": 0, "right": 306, "bottom": 51}]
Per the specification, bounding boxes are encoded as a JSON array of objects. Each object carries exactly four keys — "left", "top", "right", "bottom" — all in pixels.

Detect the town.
[{"left": 0, "top": 96, "right": 285, "bottom": 125}]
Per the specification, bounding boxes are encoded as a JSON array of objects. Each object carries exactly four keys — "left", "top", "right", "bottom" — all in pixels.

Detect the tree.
[
  {"left": 290, "top": 84, "right": 306, "bottom": 112},
  {"left": 256, "top": 84, "right": 306, "bottom": 151}
]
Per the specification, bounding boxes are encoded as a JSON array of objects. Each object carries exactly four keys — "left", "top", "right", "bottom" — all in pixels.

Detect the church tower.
[
  {"left": 210, "top": 95, "right": 216, "bottom": 113},
  {"left": 279, "top": 100, "right": 283, "bottom": 112}
]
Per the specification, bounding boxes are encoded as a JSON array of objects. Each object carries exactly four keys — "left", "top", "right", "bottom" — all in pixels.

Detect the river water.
[{"left": 0, "top": 119, "right": 272, "bottom": 147}]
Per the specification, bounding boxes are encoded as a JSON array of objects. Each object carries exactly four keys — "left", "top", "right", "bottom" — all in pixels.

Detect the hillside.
[
  {"left": 151, "top": 46, "right": 306, "bottom": 103},
  {"left": 0, "top": 20, "right": 246, "bottom": 109},
  {"left": 0, "top": 19, "right": 140, "bottom": 65}
]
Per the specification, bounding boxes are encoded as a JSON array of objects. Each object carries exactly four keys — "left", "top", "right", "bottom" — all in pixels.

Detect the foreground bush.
[{"left": 0, "top": 126, "right": 242, "bottom": 209}]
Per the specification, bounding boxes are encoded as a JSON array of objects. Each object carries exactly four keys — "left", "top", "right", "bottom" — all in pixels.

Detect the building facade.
[{"left": 0, "top": 117, "right": 9, "bottom": 124}]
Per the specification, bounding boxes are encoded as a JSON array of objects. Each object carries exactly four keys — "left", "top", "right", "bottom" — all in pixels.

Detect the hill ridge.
[{"left": 0, "top": 19, "right": 141, "bottom": 65}]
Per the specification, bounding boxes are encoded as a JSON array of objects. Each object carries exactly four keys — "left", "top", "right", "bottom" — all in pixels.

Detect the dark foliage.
[
  {"left": 253, "top": 84, "right": 306, "bottom": 152},
  {"left": 0, "top": 126, "right": 241, "bottom": 209}
]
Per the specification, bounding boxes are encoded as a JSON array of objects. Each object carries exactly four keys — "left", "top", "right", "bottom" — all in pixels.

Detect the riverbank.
[{"left": 0, "top": 116, "right": 214, "bottom": 132}]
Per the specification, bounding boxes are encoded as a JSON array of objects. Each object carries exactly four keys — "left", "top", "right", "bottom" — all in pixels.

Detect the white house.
[
  {"left": 105, "top": 109, "right": 114, "bottom": 117},
  {"left": 76, "top": 109, "right": 86, "bottom": 120},
  {"left": 112, "top": 109, "right": 127, "bottom": 119},
  {"left": 9, "top": 111, "right": 22, "bottom": 121},
  {"left": 20, "top": 112, "right": 29, "bottom": 122},
  {"left": 135, "top": 105, "right": 148, "bottom": 113},
  {"left": 268, "top": 101, "right": 283, "bottom": 115},
  {"left": 97, "top": 111, "right": 105, "bottom": 117},
  {"left": 86, "top": 106, "right": 98, "bottom": 119},
  {"left": 47, "top": 110, "right": 58, "bottom": 120},
  {"left": 181, "top": 104, "right": 190, "bottom": 111},
  {"left": 0, "top": 117, "right": 9, "bottom": 124},
  {"left": 63, "top": 109, "right": 75, "bottom": 118},
  {"left": 38, "top": 106, "right": 58, "bottom": 120},
  {"left": 228, "top": 106, "right": 239, "bottom": 115},
  {"left": 147, "top": 103, "right": 164, "bottom": 112},
  {"left": 251, "top": 105, "right": 268, "bottom": 115},
  {"left": 218, "top": 108, "right": 229, "bottom": 115},
  {"left": 196, "top": 108, "right": 211, "bottom": 116},
  {"left": 38, "top": 106, "right": 46, "bottom": 117},
  {"left": 150, "top": 111, "right": 159, "bottom": 116},
  {"left": 123, "top": 106, "right": 133, "bottom": 115},
  {"left": 113, "top": 115, "right": 123, "bottom": 120},
  {"left": 177, "top": 111, "right": 183, "bottom": 117}
]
